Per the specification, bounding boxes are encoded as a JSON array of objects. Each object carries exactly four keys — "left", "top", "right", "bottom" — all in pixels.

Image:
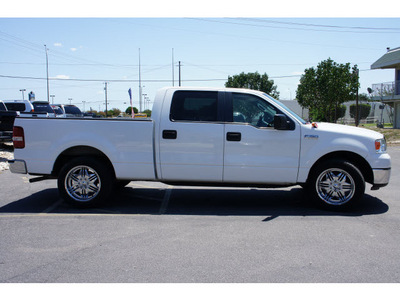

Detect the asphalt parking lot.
[{"left": 0, "top": 146, "right": 399, "bottom": 283}]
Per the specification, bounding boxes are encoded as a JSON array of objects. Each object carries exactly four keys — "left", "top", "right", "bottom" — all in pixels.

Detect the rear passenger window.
[
  {"left": 5, "top": 103, "right": 26, "bottom": 112},
  {"left": 170, "top": 91, "right": 218, "bottom": 122}
]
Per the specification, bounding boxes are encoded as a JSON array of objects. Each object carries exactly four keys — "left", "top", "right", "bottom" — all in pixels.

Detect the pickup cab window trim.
[
  {"left": 226, "top": 92, "right": 296, "bottom": 130},
  {"left": 169, "top": 90, "right": 225, "bottom": 123}
]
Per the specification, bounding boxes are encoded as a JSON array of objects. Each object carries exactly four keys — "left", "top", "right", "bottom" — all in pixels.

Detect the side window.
[
  {"left": 4, "top": 103, "right": 27, "bottom": 112},
  {"left": 170, "top": 91, "right": 218, "bottom": 122},
  {"left": 232, "top": 93, "right": 278, "bottom": 128},
  {"left": 0, "top": 102, "right": 6, "bottom": 111}
]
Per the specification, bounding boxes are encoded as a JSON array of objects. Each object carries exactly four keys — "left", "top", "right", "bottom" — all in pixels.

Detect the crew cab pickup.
[{"left": 9, "top": 87, "right": 391, "bottom": 210}]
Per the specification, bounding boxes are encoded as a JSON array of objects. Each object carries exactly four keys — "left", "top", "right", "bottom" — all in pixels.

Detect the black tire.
[
  {"left": 307, "top": 159, "right": 365, "bottom": 211},
  {"left": 58, "top": 156, "right": 114, "bottom": 208}
]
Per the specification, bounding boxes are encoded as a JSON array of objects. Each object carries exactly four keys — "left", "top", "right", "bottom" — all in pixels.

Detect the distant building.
[{"left": 370, "top": 47, "right": 400, "bottom": 128}]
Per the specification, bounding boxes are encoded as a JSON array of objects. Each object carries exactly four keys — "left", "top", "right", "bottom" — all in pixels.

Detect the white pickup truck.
[{"left": 9, "top": 87, "right": 391, "bottom": 210}]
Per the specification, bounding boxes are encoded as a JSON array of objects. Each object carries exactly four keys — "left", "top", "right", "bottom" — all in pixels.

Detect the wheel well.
[
  {"left": 308, "top": 151, "right": 373, "bottom": 184},
  {"left": 52, "top": 146, "right": 115, "bottom": 178}
]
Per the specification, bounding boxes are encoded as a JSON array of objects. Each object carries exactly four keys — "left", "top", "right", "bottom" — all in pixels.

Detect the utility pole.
[
  {"left": 354, "top": 67, "right": 359, "bottom": 127},
  {"left": 104, "top": 82, "right": 108, "bottom": 118},
  {"left": 44, "top": 45, "right": 50, "bottom": 103},
  {"left": 138, "top": 48, "right": 142, "bottom": 113},
  {"left": 178, "top": 61, "right": 181, "bottom": 87},
  {"left": 172, "top": 48, "right": 174, "bottom": 86}
]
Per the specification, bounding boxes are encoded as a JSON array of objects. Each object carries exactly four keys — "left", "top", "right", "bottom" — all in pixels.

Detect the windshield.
[
  {"left": 263, "top": 93, "right": 307, "bottom": 124},
  {"left": 52, "top": 106, "right": 64, "bottom": 115},
  {"left": 0, "top": 102, "right": 7, "bottom": 111},
  {"left": 64, "top": 106, "right": 82, "bottom": 115}
]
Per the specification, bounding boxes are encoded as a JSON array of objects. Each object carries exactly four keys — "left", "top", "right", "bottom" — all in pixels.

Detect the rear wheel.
[
  {"left": 307, "top": 159, "right": 365, "bottom": 210},
  {"left": 58, "top": 157, "right": 113, "bottom": 208}
]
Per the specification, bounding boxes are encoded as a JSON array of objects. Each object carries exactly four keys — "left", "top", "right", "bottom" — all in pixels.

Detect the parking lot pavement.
[{"left": 0, "top": 146, "right": 399, "bottom": 283}]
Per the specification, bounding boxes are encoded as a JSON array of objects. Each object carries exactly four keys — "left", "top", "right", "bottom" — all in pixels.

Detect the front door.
[{"left": 223, "top": 92, "right": 301, "bottom": 184}]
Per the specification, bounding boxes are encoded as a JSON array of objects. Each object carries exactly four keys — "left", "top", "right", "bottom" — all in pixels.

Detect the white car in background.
[
  {"left": 3, "top": 99, "right": 48, "bottom": 117},
  {"left": 53, "top": 104, "right": 83, "bottom": 118},
  {"left": 51, "top": 105, "right": 67, "bottom": 118}
]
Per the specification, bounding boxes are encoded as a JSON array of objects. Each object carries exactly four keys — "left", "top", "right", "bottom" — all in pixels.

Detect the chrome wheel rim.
[
  {"left": 65, "top": 165, "right": 101, "bottom": 202},
  {"left": 316, "top": 168, "right": 355, "bottom": 205}
]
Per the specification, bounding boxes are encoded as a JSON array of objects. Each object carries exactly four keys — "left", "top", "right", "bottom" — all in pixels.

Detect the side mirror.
[{"left": 274, "top": 114, "right": 288, "bottom": 130}]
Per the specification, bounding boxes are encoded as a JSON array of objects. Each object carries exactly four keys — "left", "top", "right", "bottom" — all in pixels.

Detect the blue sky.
[{"left": 1, "top": 1, "right": 400, "bottom": 112}]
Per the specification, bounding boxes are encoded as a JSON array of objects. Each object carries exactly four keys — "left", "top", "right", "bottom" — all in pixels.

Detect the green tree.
[
  {"left": 125, "top": 106, "right": 138, "bottom": 115},
  {"left": 225, "top": 71, "right": 280, "bottom": 99},
  {"left": 143, "top": 109, "right": 152, "bottom": 117},
  {"left": 107, "top": 108, "right": 121, "bottom": 117},
  {"left": 296, "top": 58, "right": 359, "bottom": 123}
]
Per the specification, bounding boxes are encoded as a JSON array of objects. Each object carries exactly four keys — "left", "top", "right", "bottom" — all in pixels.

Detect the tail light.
[{"left": 13, "top": 126, "right": 25, "bottom": 149}]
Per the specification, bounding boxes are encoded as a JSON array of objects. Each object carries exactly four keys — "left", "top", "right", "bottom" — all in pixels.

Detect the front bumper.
[
  {"left": 371, "top": 168, "right": 391, "bottom": 190},
  {"left": 8, "top": 159, "right": 27, "bottom": 174}
]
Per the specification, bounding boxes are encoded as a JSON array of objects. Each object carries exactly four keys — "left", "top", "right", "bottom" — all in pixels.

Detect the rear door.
[{"left": 158, "top": 90, "right": 225, "bottom": 182}]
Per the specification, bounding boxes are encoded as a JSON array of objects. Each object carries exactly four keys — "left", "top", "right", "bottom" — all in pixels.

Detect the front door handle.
[
  {"left": 163, "top": 130, "right": 177, "bottom": 139},
  {"left": 227, "top": 132, "right": 241, "bottom": 142}
]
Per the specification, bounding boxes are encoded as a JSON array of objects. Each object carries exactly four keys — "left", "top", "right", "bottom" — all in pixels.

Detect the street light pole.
[
  {"left": 104, "top": 82, "right": 108, "bottom": 117},
  {"left": 45, "top": 45, "right": 50, "bottom": 103},
  {"left": 19, "top": 89, "right": 26, "bottom": 100}
]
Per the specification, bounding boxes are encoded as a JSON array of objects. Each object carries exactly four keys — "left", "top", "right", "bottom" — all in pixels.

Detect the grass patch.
[{"left": 358, "top": 124, "right": 400, "bottom": 144}]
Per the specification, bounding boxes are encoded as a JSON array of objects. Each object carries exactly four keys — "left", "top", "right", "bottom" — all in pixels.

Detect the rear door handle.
[
  {"left": 162, "top": 130, "right": 177, "bottom": 139},
  {"left": 227, "top": 132, "right": 241, "bottom": 142}
]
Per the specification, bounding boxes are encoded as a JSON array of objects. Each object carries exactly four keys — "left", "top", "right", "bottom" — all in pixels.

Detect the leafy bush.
[{"left": 350, "top": 103, "right": 371, "bottom": 121}]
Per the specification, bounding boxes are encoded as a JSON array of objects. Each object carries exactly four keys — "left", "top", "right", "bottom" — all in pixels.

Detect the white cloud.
[
  {"left": 54, "top": 42, "right": 63, "bottom": 47},
  {"left": 53, "top": 75, "right": 70, "bottom": 79},
  {"left": 70, "top": 46, "right": 83, "bottom": 52}
]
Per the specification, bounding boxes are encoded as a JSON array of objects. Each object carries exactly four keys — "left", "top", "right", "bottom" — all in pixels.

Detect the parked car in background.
[
  {"left": 51, "top": 105, "right": 66, "bottom": 118},
  {"left": 3, "top": 99, "right": 34, "bottom": 113},
  {"left": 83, "top": 112, "right": 101, "bottom": 118},
  {"left": 31, "top": 101, "right": 56, "bottom": 117},
  {"left": 0, "top": 100, "right": 17, "bottom": 142},
  {"left": 3, "top": 99, "right": 48, "bottom": 117},
  {"left": 54, "top": 104, "right": 83, "bottom": 118}
]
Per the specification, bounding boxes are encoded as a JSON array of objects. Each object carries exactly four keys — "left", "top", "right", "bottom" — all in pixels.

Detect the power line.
[
  {"left": 0, "top": 74, "right": 227, "bottom": 82},
  {"left": 191, "top": 18, "right": 400, "bottom": 34},
  {"left": 240, "top": 18, "right": 400, "bottom": 31},
  {"left": 0, "top": 68, "right": 373, "bottom": 83}
]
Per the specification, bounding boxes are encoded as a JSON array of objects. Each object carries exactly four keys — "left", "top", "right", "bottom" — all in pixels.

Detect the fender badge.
[{"left": 304, "top": 135, "right": 319, "bottom": 139}]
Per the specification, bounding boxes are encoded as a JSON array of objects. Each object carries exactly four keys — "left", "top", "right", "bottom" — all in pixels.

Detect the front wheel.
[
  {"left": 58, "top": 157, "right": 114, "bottom": 208},
  {"left": 307, "top": 159, "right": 365, "bottom": 210}
]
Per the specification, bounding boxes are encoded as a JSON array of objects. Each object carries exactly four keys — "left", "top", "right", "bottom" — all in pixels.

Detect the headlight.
[{"left": 375, "top": 138, "right": 387, "bottom": 154}]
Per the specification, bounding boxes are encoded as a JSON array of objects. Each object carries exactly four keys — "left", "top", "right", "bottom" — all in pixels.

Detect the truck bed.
[{"left": 14, "top": 117, "right": 157, "bottom": 180}]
